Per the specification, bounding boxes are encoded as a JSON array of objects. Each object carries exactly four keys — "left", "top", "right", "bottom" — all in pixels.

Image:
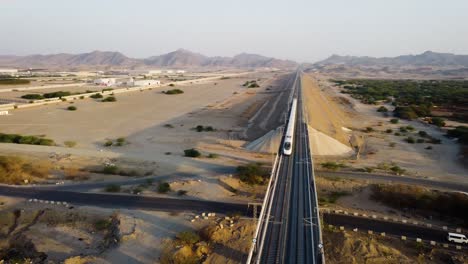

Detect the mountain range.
[
  {"left": 0, "top": 49, "right": 297, "bottom": 70},
  {"left": 314, "top": 51, "right": 468, "bottom": 67}
]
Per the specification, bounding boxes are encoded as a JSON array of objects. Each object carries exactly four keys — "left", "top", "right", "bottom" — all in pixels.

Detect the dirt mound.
[
  {"left": 302, "top": 75, "right": 352, "bottom": 146},
  {"left": 324, "top": 230, "right": 411, "bottom": 264},
  {"left": 308, "top": 126, "right": 354, "bottom": 156},
  {"left": 244, "top": 127, "right": 282, "bottom": 154}
]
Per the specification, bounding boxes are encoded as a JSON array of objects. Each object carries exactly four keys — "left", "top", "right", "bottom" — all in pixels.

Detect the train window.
[{"left": 284, "top": 142, "right": 291, "bottom": 150}]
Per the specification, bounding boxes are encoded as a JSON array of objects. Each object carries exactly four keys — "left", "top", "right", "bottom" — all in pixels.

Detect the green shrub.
[
  {"left": 365, "top": 127, "right": 374, "bottom": 133},
  {"left": 385, "top": 129, "right": 393, "bottom": 133},
  {"left": 377, "top": 106, "right": 388, "bottom": 112},
  {"left": 389, "top": 142, "right": 396, "bottom": 147},
  {"left": 406, "top": 125, "right": 415, "bottom": 131},
  {"left": 431, "top": 117, "right": 446, "bottom": 127},
  {"left": 90, "top": 93, "right": 103, "bottom": 99},
  {"left": 446, "top": 126, "right": 468, "bottom": 144},
  {"left": 21, "top": 94, "right": 44, "bottom": 100},
  {"left": 399, "top": 127, "right": 408, "bottom": 133},
  {"left": 405, "top": 137, "right": 415, "bottom": 144},
  {"left": 237, "top": 163, "right": 268, "bottom": 185},
  {"left": 102, "top": 165, "right": 119, "bottom": 174},
  {"left": 43, "top": 91, "right": 71, "bottom": 98},
  {"left": 67, "top": 106, "right": 77, "bottom": 111},
  {"left": 416, "top": 138, "right": 425, "bottom": 143},
  {"left": 105, "top": 184, "right": 121, "bottom": 192},
  {"left": 390, "top": 165, "right": 406, "bottom": 175},
  {"left": 370, "top": 184, "right": 468, "bottom": 221},
  {"left": 321, "top": 162, "right": 346, "bottom": 171},
  {"left": 184, "top": 148, "right": 201, "bottom": 157},
  {"left": 177, "top": 190, "right": 188, "bottom": 196},
  {"left": 64, "top": 141, "right": 77, "bottom": 148},
  {"left": 0, "top": 78, "right": 30, "bottom": 85},
  {"left": 0, "top": 133, "right": 55, "bottom": 146},
  {"left": 164, "top": 88, "right": 184, "bottom": 94},
  {"left": 102, "top": 96, "right": 116, "bottom": 102},
  {"left": 176, "top": 231, "right": 200, "bottom": 245},
  {"left": 158, "top": 182, "right": 171, "bottom": 193},
  {"left": 94, "top": 219, "right": 111, "bottom": 230},
  {"left": 104, "top": 140, "right": 113, "bottom": 147},
  {"left": 418, "top": 131, "right": 428, "bottom": 137},
  {"left": 390, "top": 118, "right": 399, "bottom": 124},
  {"left": 207, "top": 153, "right": 219, "bottom": 159}
]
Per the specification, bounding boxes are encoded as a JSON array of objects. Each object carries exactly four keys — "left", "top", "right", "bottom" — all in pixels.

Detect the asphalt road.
[
  {"left": 316, "top": 171, "right": 468, "bottom": 193},
  {"left": 0, "top": 185, "right": 251, "bottom": 215},
  {"left": 323, "top": 213, "right": 468, "bottom": 250}
]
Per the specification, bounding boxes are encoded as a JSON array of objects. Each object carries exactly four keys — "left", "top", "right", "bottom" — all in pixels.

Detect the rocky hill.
[{"left": 0, "top": 49, "right": 297, "bottom": 69}]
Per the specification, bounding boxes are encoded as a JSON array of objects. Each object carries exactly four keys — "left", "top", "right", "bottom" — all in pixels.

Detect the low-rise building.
[
  {"left": 0, "top": 69, "right": 18, "bottom": 76},
  {"left": 93, "top": 78, "right": 116, "bottom": 86},
  {"left": 129, "top": 79, "right": 161, "bottom": 87}
]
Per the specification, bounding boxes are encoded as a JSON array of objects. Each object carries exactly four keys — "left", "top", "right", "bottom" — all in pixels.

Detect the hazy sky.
[{"left": 1, "top": 0, "right": 467, "bottom": 62}]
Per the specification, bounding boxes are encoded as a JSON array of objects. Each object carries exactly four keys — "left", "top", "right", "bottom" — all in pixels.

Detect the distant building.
[
  {"left": 166, "top": 70, "right": 174, "bottom": 74},
  {"left": 93, "top": 78, "right": 116, "bottom": 86},
  {"left": 0, "top": 69, "right": 18, "bottom": 76},
  {"left": 176, "top": 70, "right": 186, "bottom": 74},
  {"left": 128, "top": 79, "right": 161, "bottom": 87},
  {"left": 0, "top": 111, "right": 9, "bottom": 116},
  {"left": 148, "top": 70, "right": 162, "bottom": 75}
]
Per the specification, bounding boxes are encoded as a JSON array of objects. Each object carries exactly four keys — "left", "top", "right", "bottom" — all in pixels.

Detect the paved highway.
[
  {"left": 0, "top": 185, "right": 251, "bottom": 215},
  {"left": 324, "top": 213, "right": 468, "bottom": 250}
]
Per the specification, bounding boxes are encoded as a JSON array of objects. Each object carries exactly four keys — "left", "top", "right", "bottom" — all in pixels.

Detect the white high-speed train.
[{"left": 283, "top": 98, "right": 297, "bottom": 155}]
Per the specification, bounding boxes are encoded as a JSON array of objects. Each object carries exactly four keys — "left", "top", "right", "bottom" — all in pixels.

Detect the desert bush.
[
  {"left": 377, "top": 106, "right": 388, "bottom": 112},
  {"left": 320, "top": 162, "right": 346, "bottom": 171},
  {"left": 385, "top": 129, "right": 392, "bottom": 133},
  {"left": 237, "top": 163, "right": 268, "bottom": 185},
  {"left": 176, "top": 231, "right": 200, "bottom": 245},
  {"left": 116, "top": 137, "right": 126, "bottom": 146},
  {"left": 390, "top": 165, "right": 406, "bottom": 175},
  {"left": 184, "top": 148, "right": 201, "bottom": 158},
  {"left": 102, "top": 96, "right": 116, "bottom": 102},
  {"left": 104, "top": 184, "right": 121, "bottom": 192},
  {"left": 158, "top": 182, "right": 171, "bottom": 193},
  {"left": 164, "top": 88, "right": 184, "bottom": 94},
  {"left": 430, "top": 117, "right": 446, "bottom": 127},
  {"left": 370, "top": 184, "right": 468, "bottom": 223},
  {"left": 102, "top": 165, "right": 119, "bottom": 174},
  {"left": 21, "top": 94, "right": 44, "bottom": 100},
  {"left": 207, "top": 153, "right": 219, "bottom": 159},
  {"left": 94, "top": 218, "right": 112, "bottom": 230},
  {"left": 67, "top": 106, "right": 77, "bottom": 111},
  {"left": 418, "top": 131, "right": 428, "bottom": 137},
  {"left": 0, "top": 78, "right": 30, "bottom": 85},
  {"left": 43, "top": 91, "right": 71, "bottom": 98},
  {"left": 405, "top": 136, "right": 415, "bottom": 144},
  {"left": 0, "top": 133, "right": 55, "bottom": 146},
  {"left": 177, "top": 190, "right": 188, "bottom": 196},
  {"left": 365, "top": 127, "right": 374, "bottom": 133},
  {"left": 104, "top": 140, "right": 113, "bottom": 147},
  {"left": 90, "top": 93, "right": 103, "bottom": 99},
  {"left": 64, "top": 141, "right": 77, "bottom": 148},
  {"left": 390, "top": 118, "right": 399, "bottom": 124},
  {"left": 0, "top": 156, "right": 52, "bottom": 184},
  {"left": 416, "top": 138, "right": 425, "bottom": 143}
]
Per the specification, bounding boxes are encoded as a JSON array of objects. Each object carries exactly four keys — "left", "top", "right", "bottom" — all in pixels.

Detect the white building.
[
  {"left": 0, "top": 111, "right": 9, "bottom": 116},
  {"left": 93, "top": 78, "right": 116, "bottom": 86},
  {"left": 148, "top": 70, "right": 162, "bottom": 75},
  {"left": 176, "top": 70, "right": 186, "bottom": 74},
  {"left": 0, "top": 69, "right": 18, "bottom": 76},
  {"left": 166, "top": 70, "right": 174, "bottom": 74},
  {"left": 129, "top": 79, "right": 160, "bottom": 87}
]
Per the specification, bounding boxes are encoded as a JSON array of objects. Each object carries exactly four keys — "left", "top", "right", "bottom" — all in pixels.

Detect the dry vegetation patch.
[
  {"left": 0, "top": 155, "right": 52, "bottom": 184},
  {"left": 323, "top": 228, "right": 467, "bottom": 264}
]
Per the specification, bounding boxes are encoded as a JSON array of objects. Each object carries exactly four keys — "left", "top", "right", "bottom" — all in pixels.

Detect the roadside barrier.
[{"left": 326, "top": 223, "right": 468, "bottom": 251}]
